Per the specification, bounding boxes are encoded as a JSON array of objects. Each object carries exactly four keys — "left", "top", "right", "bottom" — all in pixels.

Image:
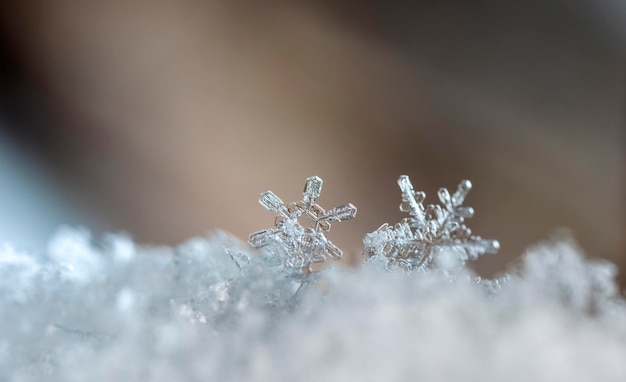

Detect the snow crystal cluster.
[{"left": 1, "top": 176, "right": 625, "bottom": 381}]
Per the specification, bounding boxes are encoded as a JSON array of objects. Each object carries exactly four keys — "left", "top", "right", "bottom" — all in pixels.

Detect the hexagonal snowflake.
[
  {"left": 363, "top": 175, "right": 499, "bottom": 270},
  {"left": 249, "top": 176, "right": 357, "bottom": 274}
]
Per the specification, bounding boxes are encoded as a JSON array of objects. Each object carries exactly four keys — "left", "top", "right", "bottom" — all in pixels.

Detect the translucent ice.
[
  {"left": 249, "top": 176, "right": 357, "bottom": 274},
  {"left": 363, "top": 176, "right": 499, "bottom": 270}
]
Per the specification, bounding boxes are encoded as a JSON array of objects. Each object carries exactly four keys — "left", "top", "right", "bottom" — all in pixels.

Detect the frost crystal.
[
  {"left": 249, "top": 176, "right": 357, "bottom": 274},
  {"left": 363, "top": 175, "right": 499, "bottom": 270}
]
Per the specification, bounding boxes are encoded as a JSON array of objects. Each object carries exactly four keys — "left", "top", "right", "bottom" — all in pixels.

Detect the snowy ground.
[{"left": 1, "top": 227, "right": 625, "bottom": 381}]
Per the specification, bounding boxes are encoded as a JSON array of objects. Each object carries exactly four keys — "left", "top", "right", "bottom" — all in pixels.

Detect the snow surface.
[{"left": 1, "top": 227, "right": 625, "bottom": 381}]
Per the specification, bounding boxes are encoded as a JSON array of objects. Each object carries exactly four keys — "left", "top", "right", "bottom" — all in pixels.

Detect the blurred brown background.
[{"left": 0, "top": 1, "right": 624, "bottom": 284}]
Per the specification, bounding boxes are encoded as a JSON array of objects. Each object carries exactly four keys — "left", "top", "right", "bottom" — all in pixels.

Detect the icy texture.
[
  {"left": 363, "top": 176, "right": 499, "bottom": 270},
  {"left": 1, "top": 228, "right": 625, "bottom": 381},
  {"left": 249, "top": 176, "right": 357, "bottom": 274}
]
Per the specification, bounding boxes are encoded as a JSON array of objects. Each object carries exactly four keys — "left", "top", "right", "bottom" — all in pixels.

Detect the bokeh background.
[{"left": 0, "top": 1, "right": 624, "bottom": 284}]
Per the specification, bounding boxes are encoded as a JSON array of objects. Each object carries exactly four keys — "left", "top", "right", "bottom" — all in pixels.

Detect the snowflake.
[
  {"left": 249, "top": 176, "right": 357, "bottom": 274},
  {"left": 363, "top": 175, "right": 499, "bottom": 270}
]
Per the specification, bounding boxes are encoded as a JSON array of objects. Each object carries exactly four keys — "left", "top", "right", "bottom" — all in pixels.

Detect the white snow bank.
[{"left": 1, "top": 227, "right": 624, "bottom": 381}]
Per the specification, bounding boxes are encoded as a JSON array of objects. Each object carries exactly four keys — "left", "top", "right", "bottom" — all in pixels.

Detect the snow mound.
[{"left": 1, "top": 227, "right": 624, "bottom": 381}]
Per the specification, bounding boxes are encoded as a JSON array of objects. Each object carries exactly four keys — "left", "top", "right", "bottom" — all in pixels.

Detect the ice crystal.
[
  {"left": 363, "top": 175, "right": 499, "bottom": 270},
  {"left": 249, "top": 176, "right": 357, "bottom": 274}
]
